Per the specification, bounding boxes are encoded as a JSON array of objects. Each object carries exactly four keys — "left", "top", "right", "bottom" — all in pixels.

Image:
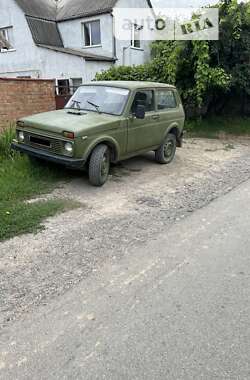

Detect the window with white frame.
[
  {"left": 131, "top": 24, "right": 142, "bottom": 49},
  {"left": 83, "top": 20, "right": 101, "bottom": 47},
  {"left": 0, "top": 27, "right": 14, "bottom": 51},
  {"left": 71, "top": 78, "right": 83, "bottom": 94}
]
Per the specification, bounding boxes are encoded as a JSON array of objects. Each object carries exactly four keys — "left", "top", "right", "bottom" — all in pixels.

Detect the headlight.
[
  {"left": 18, "top": 131, "right": 25, "bottom": 142},
  {"left": 64, "top": 142, "right": 73, "bottom": 153}
]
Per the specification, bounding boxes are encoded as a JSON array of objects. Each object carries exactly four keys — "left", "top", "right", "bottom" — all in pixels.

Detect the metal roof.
[
  {"left": 37, "top": 44, "right": 116, "bottom": 62},
  {"left": 56, "top": 0, "right": 117, "bottom": 21},
  {"left": 26, "top": 17, "right": 63, "bottom": 47},
  {"left": 15, "top": 0, "right": 57, "bottom": 20},
  {"left": 15, "top": 0, "right": 153, "bottom": 21},
  {"left": 14, "top": 0, "right": 153, "bottom": 60}
]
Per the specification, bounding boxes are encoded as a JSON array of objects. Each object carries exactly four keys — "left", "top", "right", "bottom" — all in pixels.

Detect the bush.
[{"left": 96, "top": 1, "right": 250, "bottom": 119}]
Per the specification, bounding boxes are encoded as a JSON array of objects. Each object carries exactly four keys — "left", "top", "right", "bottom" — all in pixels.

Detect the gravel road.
[{"left": 1, "top": 138, "right": 250, "bottom": 329}]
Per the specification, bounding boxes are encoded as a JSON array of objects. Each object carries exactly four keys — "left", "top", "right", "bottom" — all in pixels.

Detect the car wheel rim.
[{"left": 164, "top": 140, "right": 174, "bottom": 159}]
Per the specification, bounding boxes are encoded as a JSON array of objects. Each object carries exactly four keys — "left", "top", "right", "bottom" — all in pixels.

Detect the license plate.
[{"left": 29, "top": 135, "right": 51, "bottom": 148}]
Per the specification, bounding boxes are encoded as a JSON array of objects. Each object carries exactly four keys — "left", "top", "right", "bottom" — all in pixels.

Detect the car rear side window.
[
  {"left": 131, "top": 90, "right": 155, "bottom": 113},
  {"left": 157, "top": 90, "right": 177, "bottom": 110}
]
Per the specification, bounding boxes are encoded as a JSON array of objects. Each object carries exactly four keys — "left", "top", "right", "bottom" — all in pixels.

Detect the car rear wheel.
[
  {"left": 155, "top": 133, "right": 177, "bottom": 164},
  {"left": 88, "top": 144, "right": 110, "bottom": 186}
]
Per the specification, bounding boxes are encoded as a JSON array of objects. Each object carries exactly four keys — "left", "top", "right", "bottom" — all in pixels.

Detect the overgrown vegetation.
[
  {"left": 0, "top": 127, "right": 79, "bottom": 241},
  {"left": 96, "top": 0, "right": 250, "bottom": 118},
  {"left": 186, "top": 116, "right": 250, "bottom": 138}
]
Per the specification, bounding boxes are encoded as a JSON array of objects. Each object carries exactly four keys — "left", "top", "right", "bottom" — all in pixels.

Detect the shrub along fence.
[{"left": 0, "top": 78, "right": 56, "bottom": 127}]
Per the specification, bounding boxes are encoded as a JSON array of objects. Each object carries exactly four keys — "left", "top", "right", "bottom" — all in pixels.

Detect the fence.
[{"left": 0, "top": 78, "right": 56, "bottom": 126}]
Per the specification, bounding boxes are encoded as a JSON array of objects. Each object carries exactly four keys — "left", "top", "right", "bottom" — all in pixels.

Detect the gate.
[{"left": 55, "top": 84, "right": 80, "bottom": 110}]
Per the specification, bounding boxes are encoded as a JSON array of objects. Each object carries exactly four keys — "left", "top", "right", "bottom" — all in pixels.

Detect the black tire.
[
  {"left": 88, "top": 144, "right": 110, "bottom": 186},
  {"left": 155, "top": 133, "right": 177, "bottom": 164}
]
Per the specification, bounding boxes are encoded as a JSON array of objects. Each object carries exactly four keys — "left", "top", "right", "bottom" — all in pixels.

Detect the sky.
[
  {"left": 152, "top": 0, "right": 248, "bottom": 6},
  {"left": 152, "top": 0, "right": 219, "bottom": 7}
]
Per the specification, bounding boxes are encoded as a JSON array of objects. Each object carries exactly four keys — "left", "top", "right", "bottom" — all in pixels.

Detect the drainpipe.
[
  {"left": 122, "top": 45, "right": 131, "bottom": 66},
  {"left": 111, "top": 12, "right": 117, "bottom": 63}
]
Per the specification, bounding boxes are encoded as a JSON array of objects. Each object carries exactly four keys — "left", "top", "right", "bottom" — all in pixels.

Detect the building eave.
[{"left": 37, "top": 44, "right": 117, "bottom": 62}]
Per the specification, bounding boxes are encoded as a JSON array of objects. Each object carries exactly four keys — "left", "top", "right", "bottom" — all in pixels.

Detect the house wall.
[
  {"left": 0, "top": 0, "right": 86, "bottom": 81},
  {"left": 0, "top": 0, "right": 41, "bottom": 78},
  {"left": 58, "top": 0, "right": 153, "bottom": 68},
  {"left": 0, "top": 78, "right": 56, "bottom": 125},
  {"left": 85, "top": 61, "right": 113, "bottom": 82},
  {"left": 58, "top": 14, "right": 114, "bottom": 59},
  {"left": 0, "top": 0, "right": 152, "bottom": 84},
  {"left": 37, "top": 47, "right": 86, "bottom": 81},
  {"left": 114, "top": 0, "right": 153, "bottom": 66}
]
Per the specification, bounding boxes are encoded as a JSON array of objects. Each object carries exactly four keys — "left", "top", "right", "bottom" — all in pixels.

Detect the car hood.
[{"left": 19, "top": 109, "right": 122, "bottom": 136}]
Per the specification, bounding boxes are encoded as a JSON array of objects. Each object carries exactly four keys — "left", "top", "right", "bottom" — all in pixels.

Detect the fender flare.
[
  {"left": 83, "top": 136, "right": 120, "bottom": 163},
  {"left": 164, "top": 123, "right": 182, "bottom": 147},
  {"left": 164, "top": 122, "right": 180, "bottom": 139}
]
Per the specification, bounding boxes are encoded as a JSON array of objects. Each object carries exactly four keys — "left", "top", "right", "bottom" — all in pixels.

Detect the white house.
[{"left": 0, "top": 0, "right": 153, "bottom": 91}]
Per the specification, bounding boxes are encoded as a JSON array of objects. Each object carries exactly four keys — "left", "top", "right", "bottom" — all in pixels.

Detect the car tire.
[
  {"left": 155, "top": 133, "right": 177, "bottom": 164},
  {"left": 89, "top": 144, "right": 111, "bottom": 187}
]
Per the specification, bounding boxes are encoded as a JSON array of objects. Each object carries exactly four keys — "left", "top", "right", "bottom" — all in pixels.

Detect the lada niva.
[{"left": 12, "top": 81, "right": 185, "bottom": 186}]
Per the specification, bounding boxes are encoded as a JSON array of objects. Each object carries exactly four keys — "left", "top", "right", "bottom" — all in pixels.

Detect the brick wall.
[{"left": 0, "top": 78, "right": 56, "bottom": 126}]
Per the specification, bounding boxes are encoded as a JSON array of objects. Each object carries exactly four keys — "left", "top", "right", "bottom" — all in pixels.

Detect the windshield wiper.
[
  {"left": 71, "top": 100, "right": 81, "bottom": 110},
  {"left": 87, "top": 100, "right": 101, "bottom": 114}
]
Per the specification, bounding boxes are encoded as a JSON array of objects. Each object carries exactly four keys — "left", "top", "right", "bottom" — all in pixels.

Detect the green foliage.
[
  {"left": 0, "top": 199, "right": 74, "bottom": 241},
  {"left": 96, "top": 1, "right": 250, "bottom": 117},
  {"left": 0, "top": 125, "right": 16, "bottom": 160},
  {"left": 0, "top": 144, "right": 79, "bottom": 241},
  {"left": 0, "top": 155, "right": 69, "bottom": 203},
  {"left": 186, "top": 116, "right": 250, "bottom": 138}
]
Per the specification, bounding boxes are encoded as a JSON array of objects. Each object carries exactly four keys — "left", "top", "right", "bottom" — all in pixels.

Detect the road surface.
[{"left": 1, "top": 179, "right": 250, "bottom": 379}]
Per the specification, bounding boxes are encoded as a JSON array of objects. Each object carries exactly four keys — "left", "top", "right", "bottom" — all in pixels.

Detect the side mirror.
[{"left": 135, "top": 104, "right": 146, "bottom": 119}]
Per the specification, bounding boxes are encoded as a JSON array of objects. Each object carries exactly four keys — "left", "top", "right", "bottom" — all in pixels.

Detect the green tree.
[{"left": 96, "top": 1, "right": 250, "bottom": 117}]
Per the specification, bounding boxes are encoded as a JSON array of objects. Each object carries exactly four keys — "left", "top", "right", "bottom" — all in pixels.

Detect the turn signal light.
[{"left": 63, "top": 131, "right": 74, "bottom": 139}]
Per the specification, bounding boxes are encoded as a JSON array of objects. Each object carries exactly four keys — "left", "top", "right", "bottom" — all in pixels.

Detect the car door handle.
[{"left": 152, "top": 115, "right": 160, "bottom": 120}]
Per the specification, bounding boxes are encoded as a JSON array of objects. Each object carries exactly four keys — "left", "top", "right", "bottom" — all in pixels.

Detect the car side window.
[
  {"left": 157, "top": 90, "right": 177, "bottom": 110},
  {"left": 131, "top": 90, "right": 155, "bottom": 114}
]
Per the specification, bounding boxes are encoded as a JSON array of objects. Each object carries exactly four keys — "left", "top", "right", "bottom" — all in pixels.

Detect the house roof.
[
  {"left": 15, "top": 0, "right": 57, "bottom": 20},
  {"left": 26, "top": 17, "right": 63, "bottom": 47},
  {"left": 15, "top": 0, "right": 153, "bottom": 21},
  {"left": 37, "top": 44, "right": 116, "bottom": 62},
  {"left": 56, "top": 0, "right": 117, "bottom": 21},
  {"left": 14, "top": 0, "right": 153, "bottom": 61}
]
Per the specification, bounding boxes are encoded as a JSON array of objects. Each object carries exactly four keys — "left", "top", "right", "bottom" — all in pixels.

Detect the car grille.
[{"left": 23, "top": 131, "right": 64, "bottom": 155}]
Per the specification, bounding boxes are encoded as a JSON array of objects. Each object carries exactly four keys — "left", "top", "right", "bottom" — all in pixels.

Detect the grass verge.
[
  {"left": 186, "top": 117, "right": 250, "bottom": 138},
  {"left": 0, "top": 199, "right": 78, "bottom": 241},
  {"left": 0, "top": 127, "right": 80, "bottom": 242}
]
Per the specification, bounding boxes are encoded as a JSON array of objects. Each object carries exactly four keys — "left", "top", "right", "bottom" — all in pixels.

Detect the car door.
[
  {"left": 156, "top": 89, "right": 182, "bottom": 138},
  {"left": 127, "top": 89, "right": 160, "bottom": 153}
]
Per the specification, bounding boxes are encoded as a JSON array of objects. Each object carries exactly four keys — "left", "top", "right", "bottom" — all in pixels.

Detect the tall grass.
[
  {"left": 185, "top": 117, "right": 250, "bottom": 138},
  {"left": 0, "top": 125, "right": 16, "bottom": 160},
  {"left": 0, "top": 125, "right": 79, "bottom": 241}
]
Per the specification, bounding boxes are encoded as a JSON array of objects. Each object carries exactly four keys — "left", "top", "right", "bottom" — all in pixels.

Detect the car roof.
[{"left": 81, "top": 81, "right": 176, "bottom": 90}]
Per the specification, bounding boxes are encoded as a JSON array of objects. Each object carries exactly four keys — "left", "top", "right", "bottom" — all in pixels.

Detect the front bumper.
[{"left": 11, "top": 142, "right": 85, "bottom": 169}]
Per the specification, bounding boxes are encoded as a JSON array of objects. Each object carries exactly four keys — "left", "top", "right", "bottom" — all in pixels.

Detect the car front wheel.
[
  {"left": 88, "top": 144, "right": 110, "bottom": 186},
  {"left": 155, "top": 133, "right": 177, "bottom": 164}
]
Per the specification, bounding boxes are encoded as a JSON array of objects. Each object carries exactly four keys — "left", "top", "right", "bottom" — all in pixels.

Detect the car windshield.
[{"left": 65, "top": 85, "right": 130, "bottom": 116}]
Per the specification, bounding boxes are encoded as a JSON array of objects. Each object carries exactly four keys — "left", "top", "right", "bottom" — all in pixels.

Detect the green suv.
[{"left": 12, "top": 81, "right": 185, "bottom": 186}]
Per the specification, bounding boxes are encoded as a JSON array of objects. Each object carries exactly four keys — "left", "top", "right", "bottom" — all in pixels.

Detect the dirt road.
[{"left": 1, "top": 138, "right": 250, "bottom": 328}]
